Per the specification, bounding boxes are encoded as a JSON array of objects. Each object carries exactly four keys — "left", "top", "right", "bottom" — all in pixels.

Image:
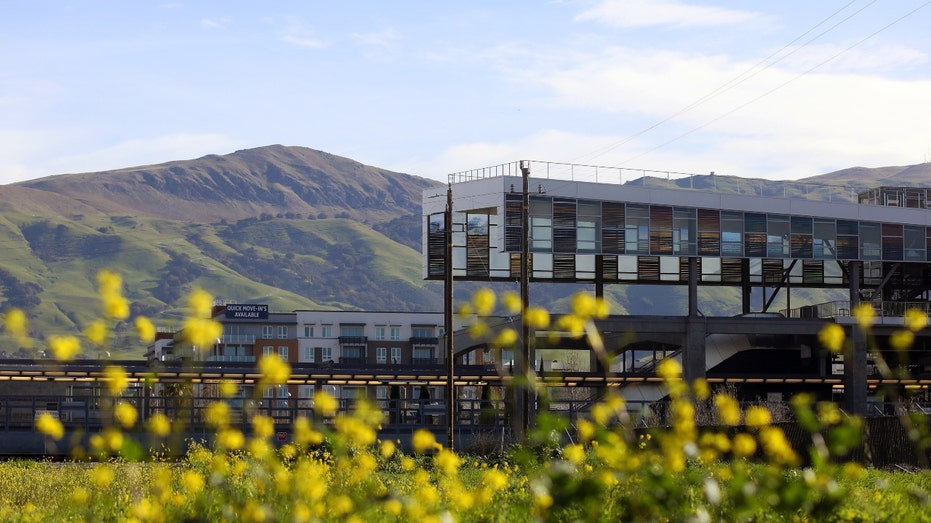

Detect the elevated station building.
[{"left": 422, "top": 161, "right": 931, "bottom": 415}]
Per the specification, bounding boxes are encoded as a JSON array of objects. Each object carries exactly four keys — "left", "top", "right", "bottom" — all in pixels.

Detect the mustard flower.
[
  {"left": 84, "top": 319, "right": 108, "bottom": 346},
  {"left": 657, "top": 358, "right": 682, "bottom": 380},
  {"left": 502, "top": 291, "right": 523, "bottom": 314},
  {"left": 182, "top": 317, "right": 223, "bottom": 348},
  {"left": 714, "top": 393, "right": 741, "bottom": 426},
  {"left": 35, "top": 412, "right": 64, "bottom": 440},
  {"left": 732, "top": 433, "right": 756, "bottom": 457},
  {"left": 483, "top": 468, "right": 509, "bottom": 491},
  {"left": 182, "top": 470, "right": 206, "bottom": 495},
  {"left": 493, "top": 327, "right": 518, "bottom": 347},
  {"left": 905, "top": 308, "right": 929, "bottom": 332},
  {"left": 890, "top": 329, "right": 914, "bottom": 351},
  {"left": 435, "top": 448, "right": 461, "bottom": 475},
  {"left": 97, "top": 270, "right": 123, "bottom": 297},
  {"left": 48, "top": 335, "right": 81, "bottom": 361},
  {"left": 103, "top": 294, "right": 130, "bottom": 320},
  {"left": 524, "top": 306, "right": 550, "bottom": 329},
  {"left": 104, "top": 365, "right": 130, "bottom": 395},
  {"left": 188, "top": 288, "right": 214, "bottom": 318},
  {"left": 472, "top": 288, "right": 496, "bottom": 316},
  {"left": 744, "top": 405, "right": 772, "bottom": 428},
  {"left": 314, "top": 390, "right": 338, "bottom": 417},
  {"left": 113, "top": 401, "right": 138, "bottom": 428},
  {"left": 92, "top": 465, "right": 115, "bottom": 488},
  {"left": 4, "top": 308, "right": 27, "bottom": 339},
  {"left": 259, "top": 354, "right": 291, "bottom": 387},
  {"left": 818, "top": 323, "right": 845, "bottom": 354},
  {"left": 148, "top": 412, "right": 172, "bottom": 437},
  {"left": 412, "top": 428, "right": 438, "bottom": 453},
  {"left": 134, "top": 316, "right": 156, "bottom": 343},
  {"left": 219, "top": 380, "right": 238, "bottom": 397},
  {"left": 853, "top": 303, "right": 875, "bottom": 328}
]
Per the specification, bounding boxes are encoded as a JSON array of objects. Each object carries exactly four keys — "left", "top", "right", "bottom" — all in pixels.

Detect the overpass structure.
[{"left": 422, "top": 161, "right": 931, "bottom": 425}]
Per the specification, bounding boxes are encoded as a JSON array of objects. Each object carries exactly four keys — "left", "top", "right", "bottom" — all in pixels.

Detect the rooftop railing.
[{"left": 448, "top": 160, "right": 863, "bottom": 203}]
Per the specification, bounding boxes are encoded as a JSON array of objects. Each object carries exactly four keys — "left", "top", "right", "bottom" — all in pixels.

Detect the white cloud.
[
  {"left": 576, "top": 0, "right": 758, "bottom": 28},
  {"left": 201, "top": 16, "right": 231, "bottom": 29},
  {"left": 350, "top": 29, "right": 402, "bottom": 49},
  {"left": 277, "top": 16, "right": 328, "bottom": 49}
]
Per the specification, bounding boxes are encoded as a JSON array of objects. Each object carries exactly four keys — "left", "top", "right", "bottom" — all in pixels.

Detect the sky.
[{"left": 2, "top": 1, "right": 930, "bottom": 185}]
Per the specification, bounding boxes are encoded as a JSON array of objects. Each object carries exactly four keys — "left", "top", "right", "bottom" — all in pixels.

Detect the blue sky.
[{"left": 2, "top": 1, "right": 930, "bottom": 184}]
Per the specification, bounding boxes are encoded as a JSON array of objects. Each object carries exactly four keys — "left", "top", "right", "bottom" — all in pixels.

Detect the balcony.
[
  {"left": 410, "top": 337, "right": 439, "bottom": 346},
  {"left": 208, "top": 355, "right": 257, "bottom": 363},
  {"left": 338, "top": 336, "right": 367, "bottom": 345},
  {"left": 219, "top": 334, "right": 256, "bottom": 344}
]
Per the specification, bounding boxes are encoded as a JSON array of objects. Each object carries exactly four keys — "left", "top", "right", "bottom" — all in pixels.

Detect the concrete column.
[
  {"left": 684, "top": 257, "right": 706, "bottom": 383},
  {"left": 844, "top": 260, "right": 868, "bottom": 416}
]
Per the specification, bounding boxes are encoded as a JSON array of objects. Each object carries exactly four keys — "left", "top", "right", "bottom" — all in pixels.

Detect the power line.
[{"left": 619, "top": 0, "right": 931, "bottom": 168}]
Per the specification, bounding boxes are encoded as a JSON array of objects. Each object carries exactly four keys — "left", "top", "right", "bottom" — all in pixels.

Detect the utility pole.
[
  {"left": 444, "top": 183, "right": 455, "bottom": 450},
  {"left": 519, "top": 161, "right": 532, "bottom": 440}
]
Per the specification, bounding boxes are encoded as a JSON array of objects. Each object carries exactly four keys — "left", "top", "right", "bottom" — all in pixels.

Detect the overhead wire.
[{"left": 619, "top": 0, "right": 931, "bottom": 168}]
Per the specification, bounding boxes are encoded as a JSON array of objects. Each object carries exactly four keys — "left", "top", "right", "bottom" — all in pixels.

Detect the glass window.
[
  {"left": 625, "top": 204, "right": 649, "bottom": 254},
  {"left": 375, "top": 327, "right": 386, "bottom": 340},
  {"left": 412, "top": 326, "right": 434, "bottom": 338},
  {"left": 262, "top": 326, "right": 273, "bottom": 338},
  {"left": 601, "top": 202, "right": 625, "bottom": 254},
  {"left": 303, "top": 326, "right": 314, "bottom": 338},
  {"left": 813, "top": 219, "right": 835, "bottom": 259},
  {"left": 340, "top": 325, "right": 363, "bottom": 337},
  {"left": 390, "top": 327, "right": 401, "bottom": 341},
  {"left": 376, "top": 347, "right": 387, "bottom": 363},
  {"left": 905, "top": 225, "right": 924, "bottom": 261},
  {"left": 836, "top": 220, "right": 858, "bottom": 259},
  {"left": 303, "top": 347, "right": 315, "bottom": 362},
  {"left": 697, "top": 208, "right": 720, "bottom": 256},
  {"left": 672, "top": 207, "right": 696, "bottom": 255},
  {"left": 577, "top": 200, "right": 601, "bottom": 253},
  {"left": 321, "top": 326, "right": 332, "bottom": 338},
  {"left": 721, "top": 212, "right": 743, "bottom": 256},
  {"left": 391, "top": 347, "right": 401, "bottom": 364},
  {"left": 263, "top": 346, "right": 273, "bottom": 356},
  {"left": 277, "top": 326, "right": 288, "bottom": 339},
  {"left": 860, "top": 222, "right": 881, "bottom": 260},
  {"left": 766, "top": 215, "right": 789, "bottom": 257},
  {"left": 321, "top": 347, "right": 332, "bottom": 362},
  {"left": 882, "top": 223, "right": 904, "bottom": 260},
  {"left": 278, "top": 346, "right": 288, "bottom": 359}
]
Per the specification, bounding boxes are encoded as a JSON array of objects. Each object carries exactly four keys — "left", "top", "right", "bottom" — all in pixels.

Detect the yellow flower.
[
  {"left": 113, "top": 402, "right": 138, "bottom": 428},
  {"left": 853, "top": 303, "right": 875, "bottom": 329},
  {"left": 84, "top": 320, "right": 109, "bottom": 346},
  {"left": 890, "top": 330, "right": 914, "bottom": 351},
  {"left": 435, "top": 448, "right": 461, "bottom": 475},
  {"left": 205, "top": 401, "right": 231, "bottom": 428},
  {"left": 745, "top": 406, "right": 772, "bottom": 428},
  {"left": 905, "top": 308, "right": 928, "bottom": 332},
  {"left": 564, "top": 443, "right": 585, "bottom": 464},
  {"left": 502, "top": 291, "right": 523, "bottom": 314},
  {"left": 732, "top": 433, "right": 756, "bottom": 457},
  {"left": 182, "top": 470, "right": 206, "bottom": 495},
  {"left": 182, "top": 317, "right": 223, "bottom": 348},
  {"left": 216, "top": 428, "right": 245, "bottom": 450},
  {"left": 188, "top": 288, "right": 214, "bottom": 318},
  {"left": 657, "top": 358, "right": 682, "bottom": 380},
  {"left": 314, "top": 390, "right": 338, "bottom": 417},
  {"left": 4, "top": 308, "right": 28, "bottom": 339},
  {"left": 104, "top": 365, "right": 129, "bottom": 395},
  {"left": 818, "top": 323, "right": 845, "bottom": 354},
  {"left": 35, "top": 412, "right": 64, "bottom": 440},
  {"left": 483, "top": 469, "right": 509, "bottom": 491},
  {"left": 134, "top": 316, "right": 156, "bottom": 343},
  {"left": 92, "top": 465, "right": 115, "bottom": 488},
  {"left": 97, "top": 270, "right": 123, "bottom": 297},
  {"left": 572, "top": 292, "right": 597, "bottom": 317},
  {"left": 380, "top": 439, "right": 396, "bottom": 458},
  {"left": 492, "top": 328, "right": 518, "bottom": 347},
  {"left": 259, "top": 353, "right": 291, "bottom": 386},
  {"left": 714, "top": 394, "right": 741, "bottom": 426},
  {"left": 472, "top": 288, "right": 496, "bottom": 316},
  {"left": 103, "top": 294, "right": 130, "bottom": 320},
  {"left": 219, "top": 380, "right": 238, "bottom": 397},
  {"left": 148, "top": 413, "right": 171, "bottom": 437},
  {"left": 252, "top": 414, "right": 275, "bottom": 439},
  {"left": 294, "top": 416, "right": 325, "bottom": 446},
  {"left": 48, "top": 335, "right": 81, "bottom": 361},
  {"left": 412, "top": 428, "right": 438, "bottom": 453},
  {"left": 524, "top": 307, "right": 550, "bottom": 329}
]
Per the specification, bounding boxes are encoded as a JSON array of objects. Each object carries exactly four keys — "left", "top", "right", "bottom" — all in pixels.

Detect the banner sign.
[{"left": 225, "top": 304, "right": 269, "bottom": 319}]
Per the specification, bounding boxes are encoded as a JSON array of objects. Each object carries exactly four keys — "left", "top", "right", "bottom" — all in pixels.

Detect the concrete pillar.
[
  {"left": 684, "top": 257, "right": 706, "bottom": 383},
  {"left": 844, "top": 260, "right": 868, "bottom": 416}
]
